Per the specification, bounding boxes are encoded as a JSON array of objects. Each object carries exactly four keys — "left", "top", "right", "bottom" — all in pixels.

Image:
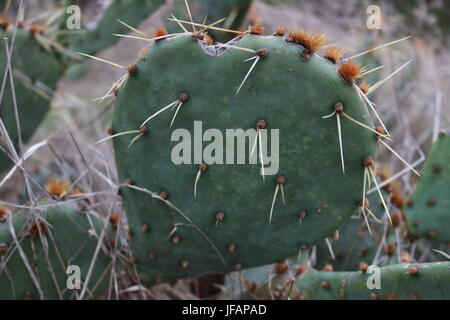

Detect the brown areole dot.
[
  {"left": 234, "top": 263, "right": 242, "bottom": 270},
  {"left": 298, "top": 211, "right": 307, "bottom": 219},
  {"left": 227, "top": 244, "right": 236, "bottom": 253},
  {"left": 178, "top": 92, "right": 189, "bottom": 103},
  {"left": 386, "top": 243, "right": 395, "bottom": 256},
  {"left": 320, "top": 281, "right": 330, "bottom": 289},
  {"left": 123, "top": 178, "right": 132, "bottom": 185},
  {"left": 256, "top": 119, "right": 266, "bottom": 129},
  {"left": 199, "top": 163, "right": 208, "bottom": 172},
  {"left": 246, "top": 282, "right": 257, "bottom": 292},
  {"left": 159, "top": 191, "right": 168, "bottom": 199},
  {"left": 23, "top": 293, "right": 32, "bottom": 300},
  {"left": 275, "top": 262, "right": 289, "bottom": 274},
  {"left": 127, "top": 63, "right": 137, "bottom": 76},
  {"left": 335, "top": 102, "right": 344, "bottom": 114},
  {"left": 0, "top": 244, "right": 8, "bottom": 255},
  {"left": 148, "top": 252, "right": 156, "bottom": 260},
  {"left": 139, "top": 125, "right": 149, "bottom": 135},
  {"left": 370, "top": 293, "right": 379, "bottom": 300},
  {"left": 364, "top": 156, "right": 374, "bottom": 168},
  {"left": 322, "top": 264, "right": 333, "bottom": 272},
  {"left": 106, "top": 126, "right": 115, "bottom": 135},
  {"left": 433, "top": 164, "right": 441, "bottom": 173},
  {"left": 408, "top": 266, "right": 420, "bottom": 276},
  {"left": 180, "top": 260, "right": 189, "bottom": 268},
  {"left": 277, "top": 175, "right": 286, "bottom": 185},
  {"left": 171, "top": 235, "right": 181, "bottom": 244},
  {"left": 427, "top": 199, "right": 436, "bottom": 206},
  {"left": 140, "top": 224, "right": 149, "bottom": 233},
  {"left": 256, "top": 48, "right": 268, "bottom": 57},
  {"left": 299, "top": 243, "right": 309, "bottom": 250},
  {"left": 215, "top": 211, "right": 225, "bottom": 221}
]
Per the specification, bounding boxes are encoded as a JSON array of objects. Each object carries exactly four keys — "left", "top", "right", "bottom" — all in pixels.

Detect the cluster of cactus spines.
[
  {"left": 0, "top": 0, "right": 164, "bottom": 175},
  {"left": 314, "top": 177, "right": 413, "bottom": 271},
  {"left": 405, "top": 131, "right": 450, "bottom": 243},
  {"left": 99, "top": 5, "right": 422, "bottom": 285},
  {"left": 169, "top": 0, "right": 252, "bottom": 41},
  {"left": 295, "top": 262, "right": 450, "bottom": 300},
  {"left": 0, "top": 196, "right": 114, "bottom": 299}
]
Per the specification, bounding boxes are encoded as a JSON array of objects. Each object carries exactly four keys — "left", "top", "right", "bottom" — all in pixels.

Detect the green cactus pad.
[
  {"left": 112, "top": 34, "right": 377, "bottom": 284},
  {"left": 0, "top": 202, "right": 113, "bottom": 300},
  {"left": 0, "top": 27, "right": 62, "bottom": 174},
  {"left": 296, "top": 262, "right": 450, "bottom": 300},
  {"left": 405, "top": 132, "right": 450, "bottom": 243}
]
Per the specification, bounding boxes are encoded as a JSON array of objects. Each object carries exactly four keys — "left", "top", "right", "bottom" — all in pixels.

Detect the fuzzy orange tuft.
[
  {"left": 154, "top": 27, "right": 168, "bottom": 38},
  {"left": 249, "top": 25, "right": 264, "bottom": 35},
  {"left": 274, "top": 27, "right": 286, "bottom": 37},
  {"left": 46, "top": 179, "right": 69, "bottom": 199},
  {"left": 339, "top": 60, "right": 362, "bottom": 83},
  {"left": 290, "top": 30, "right": 329, "bottom": 54},
  {"left": 324, "top": 47, "right": 345, "bottom": 64}
]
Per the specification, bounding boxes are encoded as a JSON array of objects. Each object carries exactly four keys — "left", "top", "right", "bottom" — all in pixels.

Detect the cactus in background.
[
  {"left": 169, "top": 0, "right": 252, "bottom": 41},
  {"left": 0, "top": 0, "right": 164, "bottom": 175},
  {"left": 110, "top": 24, "right": 385, "bottom": 285},
  {"left": 314, "top": 183, "right": 412, "bottom": 271},
  {"left": 0, "top": 199, "right": 114, "bottom": 299},
  {"left": 405, "top": 132, "right": 450, "bottom": 243},
  {"left": 0, "top": 26, "right": 62, "bottom": 173},
  {"left": 296, "top": 262, "right": 450, "bottom": 300}
]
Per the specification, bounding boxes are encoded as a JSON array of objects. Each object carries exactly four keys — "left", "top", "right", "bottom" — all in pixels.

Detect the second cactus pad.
[
  {"left": 112, "top": 33, "right": 377, "bottom": 284},
  {"left": 405, "top": 132, "right": 450, "bottom": 243}
]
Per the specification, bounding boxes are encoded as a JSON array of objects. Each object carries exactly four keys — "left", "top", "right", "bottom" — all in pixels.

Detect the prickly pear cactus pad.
[
  {"left": 296, "top": 262, "right": 450, "bottom": 300},
  {"left": 0, "top": 202, "right": 113, "bottom": 300},
  {"left": 0, "top": 27, "right": 62, "bottom": 172},
  {"left": 111, "top": 32, "right": 378, "bottom": 284},
  {"left": 405, "top": 132, "right": 450, "bottom": 243}
]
